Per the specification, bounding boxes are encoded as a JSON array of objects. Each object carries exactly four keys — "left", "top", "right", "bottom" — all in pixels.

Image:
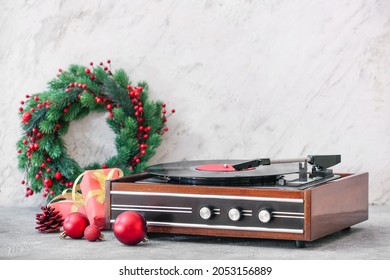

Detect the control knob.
[
  {"left": 228, "top": 208, "right": 242, "bottom": 221},
  {"left": 199, "top": 206, "right": 213, "bottom": 220},
  {"left": 258, "top": 208, "right": 272, "bottom": 223}
]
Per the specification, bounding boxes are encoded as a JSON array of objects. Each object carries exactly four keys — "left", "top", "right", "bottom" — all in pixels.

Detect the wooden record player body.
[{"left": 105, "top": 172, "right": 368, "bottom": 245}]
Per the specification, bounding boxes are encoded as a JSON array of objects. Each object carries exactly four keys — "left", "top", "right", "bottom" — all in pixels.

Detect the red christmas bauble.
[
  {"left": 21, "top": 111, "right": 32, "bottom": 123},
  {"left": 61, "top": 212, "right": 89, "bottom": 239},
  {"left": 113, "top": 211, "right": 147, "bottom": 245},
  {"left": 84, "top": 224, "right": 103, "bottom": 242}
]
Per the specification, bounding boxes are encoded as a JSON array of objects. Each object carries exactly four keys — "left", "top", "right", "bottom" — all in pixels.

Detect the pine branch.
[
  {"left": 113, "top": 69, "right": 130, "bottom": 88},
  {"left": 104, "top": 78, "right": 133, "bottom": 115}
]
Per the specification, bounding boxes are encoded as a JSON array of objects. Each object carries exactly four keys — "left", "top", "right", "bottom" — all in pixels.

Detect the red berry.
[
  {"left": 106, "top": 104, "right": 113, "bottom": 110},
  {"left": 107, "top": 59, "right": 111, "bottom": 64},
  {"left": 43, "top": 178, "right": 53, "bottom": 188},
  {"left": 54, "top": 172, "right": 62, "bottom": 180},
  {"left": 21, "top": 112, "right": 32, "bottom": 124},
  {"left": 85, "top": 68, "right": 91, "bottom": 74}
]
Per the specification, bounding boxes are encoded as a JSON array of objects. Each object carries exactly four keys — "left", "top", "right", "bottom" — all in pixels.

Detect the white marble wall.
[{"left": 1, "top": 0, "right": 389, "bottom": 206}]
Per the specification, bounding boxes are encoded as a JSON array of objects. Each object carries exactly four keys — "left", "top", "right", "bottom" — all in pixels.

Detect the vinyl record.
[{"left": 145, "top": 159, "right": 299, "bottom": 186}]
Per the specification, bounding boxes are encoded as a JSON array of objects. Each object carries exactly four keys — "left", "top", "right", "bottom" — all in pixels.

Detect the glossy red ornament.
[
  {"left": 60, "top": 212, "right": 89, "bottom": 239},
  {"left": 113, "top": 211, "right": 147, "bottom": 245}
]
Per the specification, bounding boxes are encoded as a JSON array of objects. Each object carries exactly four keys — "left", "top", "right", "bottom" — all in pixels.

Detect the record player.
[{"left": 105, "top": 154, "right": 368, "bottom": 248}]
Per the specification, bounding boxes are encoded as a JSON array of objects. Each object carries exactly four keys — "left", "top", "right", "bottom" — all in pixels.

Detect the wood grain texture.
[{"left": 308, "top": 172, "right": 369, "bottom": 240}]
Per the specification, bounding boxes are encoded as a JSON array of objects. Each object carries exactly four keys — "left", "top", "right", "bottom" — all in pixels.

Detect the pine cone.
[{"left": 35, "top": 205, "right": 64, "bottom": 233}]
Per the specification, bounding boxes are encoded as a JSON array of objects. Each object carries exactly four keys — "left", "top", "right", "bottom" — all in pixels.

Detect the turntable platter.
[{"left": 145, "top": 160, "right": 299, "bottom": 186}]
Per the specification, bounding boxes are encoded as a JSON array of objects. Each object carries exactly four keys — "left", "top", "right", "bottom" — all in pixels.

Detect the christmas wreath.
[{"left": 17, "top": 60, "right": 174, "bottom": 199}]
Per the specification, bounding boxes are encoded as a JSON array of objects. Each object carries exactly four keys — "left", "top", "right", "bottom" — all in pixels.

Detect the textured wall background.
[{"left": 1, "top": 0, "right": 389, "bottom": 206}]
